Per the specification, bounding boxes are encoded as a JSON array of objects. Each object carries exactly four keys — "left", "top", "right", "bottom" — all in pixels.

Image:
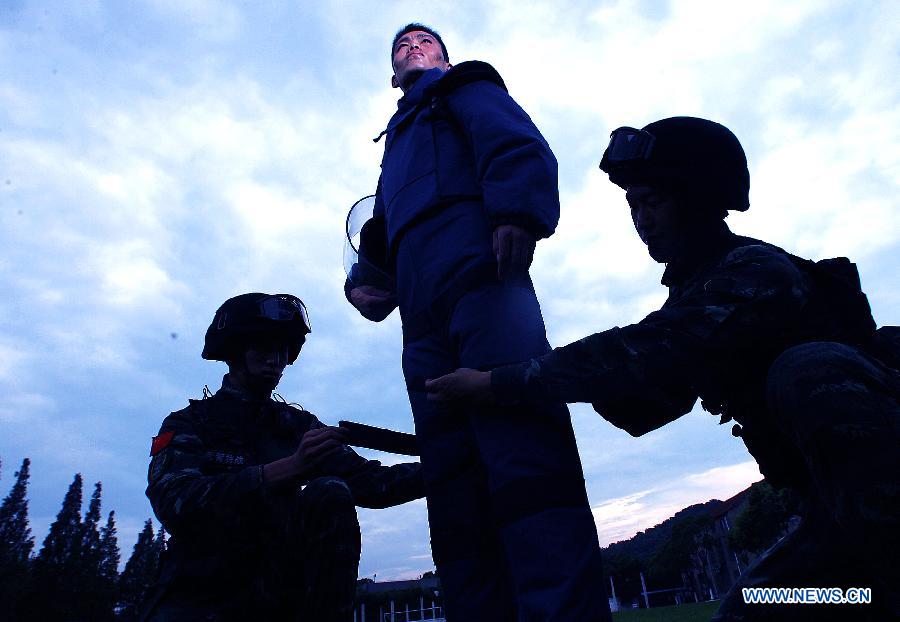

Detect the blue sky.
[{"left": 1, "top": 0, "right": 897, "bottom": 579}]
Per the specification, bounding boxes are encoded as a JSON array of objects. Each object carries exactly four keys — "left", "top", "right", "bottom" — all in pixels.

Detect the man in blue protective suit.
[{"left": 346, "top": 22, "right": 610, "bottom": 622}]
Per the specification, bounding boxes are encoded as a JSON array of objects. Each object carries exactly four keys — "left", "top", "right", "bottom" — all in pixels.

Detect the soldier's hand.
[
  {"left": 425, "top": 368, "right": 494, "bottom": 403},
  {"left": 493, "top": 224, "right": 536, "bottom": 281},
  {"left": 293, "top": 426, "right": 348, "bottom": 475},
  {"left": 350, "top": 285, "right": 398, "bottom": 321}
]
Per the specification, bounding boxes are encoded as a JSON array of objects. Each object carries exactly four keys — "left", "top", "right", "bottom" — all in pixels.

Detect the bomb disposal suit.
[{"left": 347, "top": 55, "right": 608, "bottom": 619}]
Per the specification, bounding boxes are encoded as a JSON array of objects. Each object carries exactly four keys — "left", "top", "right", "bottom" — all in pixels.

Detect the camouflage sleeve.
[
  {"left": 145, "top": 412, "right": 264, "bottom": 537},
  {"left": 301, "top": 415, "right": 426, "bottom": 509},
  {"left": 492, "top": 245, "right": 810, "bottom": 435},
  {"left": 339, "top": 459, "right": 426, "bottom": 509}
]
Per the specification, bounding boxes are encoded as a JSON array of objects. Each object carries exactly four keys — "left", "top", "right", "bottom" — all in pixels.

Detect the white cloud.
[
  {"left": 593, "top": 461, "right": 762, "bottom": 546},
  {"left": 0, "top": 339, "right": 32, "bottom": 384},
  {"left": 0, "top": 84, "right": 42, "bottom": 126},
  {"left": 0, "top": 390, "right": 55, "bottom": 425},
  {"left": 144, "top": 0, "right": 243, "bottom": 42}
]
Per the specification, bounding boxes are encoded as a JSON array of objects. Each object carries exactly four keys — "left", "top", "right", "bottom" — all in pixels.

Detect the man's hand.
[
  {"left": 493, "top": 224, "right": 536, "bottom": 281},
  {"left": 350, "top": 285, "right": 398, "bottom": 321},
  {"left": 425, "top": 368, "right": 494, "bottom": 403},
  {"left": 263, "top": 426, "right": 348, "bottom": 485},
  {"left": 291, "top": 426, "right": 348, "bottom": 476}
]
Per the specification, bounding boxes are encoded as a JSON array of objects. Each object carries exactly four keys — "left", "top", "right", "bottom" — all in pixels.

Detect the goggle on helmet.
[
  {"left": 202, "top": 293, "right": 311, "bottom": 364},
  {"left": 599, "top": 117, "right": 750, "bottom": 213}
]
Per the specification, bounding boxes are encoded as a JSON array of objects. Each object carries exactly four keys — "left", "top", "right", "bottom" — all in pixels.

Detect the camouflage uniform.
[
  {"left": 491, "top": 228, "right": 899, "bottom": 621},
  {"left": 143, "top": 375, "right": 425, "bottom": 621}
]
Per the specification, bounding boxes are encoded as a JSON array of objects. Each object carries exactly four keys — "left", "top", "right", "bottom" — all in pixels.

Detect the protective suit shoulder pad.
[{"left": 431, "top": 61, "right": 507, "bottom": 96}]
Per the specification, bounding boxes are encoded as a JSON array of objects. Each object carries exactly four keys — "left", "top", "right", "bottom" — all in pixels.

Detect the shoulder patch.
[{"left": 150, "top": 430, "right": 175, "bottom": 456}]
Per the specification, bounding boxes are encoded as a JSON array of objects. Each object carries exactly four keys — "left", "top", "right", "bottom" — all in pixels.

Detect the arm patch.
[{"left": 150, "top": 430, "right": 175, "bottom": 456}]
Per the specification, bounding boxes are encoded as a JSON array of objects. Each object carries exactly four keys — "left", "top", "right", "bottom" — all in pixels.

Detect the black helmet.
[
  {"left": 202, "top": 293, "right": 311, "bottom": 364},
  {"left": 599, "top": 116, "right": 750, "bottom": 213}
]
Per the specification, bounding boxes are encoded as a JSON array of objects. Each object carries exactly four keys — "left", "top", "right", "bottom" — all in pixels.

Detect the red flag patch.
[{"left": 150, "top": 431, "right": 175, "bottom": 456}]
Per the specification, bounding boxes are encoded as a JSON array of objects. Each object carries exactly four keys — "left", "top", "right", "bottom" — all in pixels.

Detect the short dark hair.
[{"left": 391, "top": 23, "right": 449, "bottom": 63}]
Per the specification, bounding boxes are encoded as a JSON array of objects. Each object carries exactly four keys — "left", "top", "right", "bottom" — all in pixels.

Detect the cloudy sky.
[{"left": 1, "top": 0, "right": 897, "bottom": 580}]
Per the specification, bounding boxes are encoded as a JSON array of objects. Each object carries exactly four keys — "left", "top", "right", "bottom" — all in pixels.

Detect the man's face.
[
  {"left": 391, "top": 30, "right": 449, "bottom": 91},
  {"left": 626, "top": 185, "right": 688, "bottom": 264},
  {"left": 240, "top": 337, "right": 292, "bottom": 392}
]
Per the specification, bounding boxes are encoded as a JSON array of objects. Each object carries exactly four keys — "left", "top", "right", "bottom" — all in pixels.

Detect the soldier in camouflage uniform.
[
  {"left": 426, "top": 117, "right": 899, "bottom": 621},
  {"left": 143, "top": 293, "right": 425, "bottom": 621}
]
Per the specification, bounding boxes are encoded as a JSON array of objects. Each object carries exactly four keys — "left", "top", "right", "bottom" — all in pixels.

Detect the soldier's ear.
[{"left": 391, "top": 74, "right": 400, "bottom": 89}]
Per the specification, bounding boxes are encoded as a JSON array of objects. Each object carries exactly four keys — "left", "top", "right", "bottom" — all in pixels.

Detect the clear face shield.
[{"left": 343, "top": 194, "right": 396, "bottom": 292}]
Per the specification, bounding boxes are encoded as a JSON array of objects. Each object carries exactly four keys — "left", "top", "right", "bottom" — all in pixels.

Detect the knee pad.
[
  {"left": 300, "top": 478, "right": 356, "bottom": 522},
  {"left": 767, "top": 342, "right": 870, "bottom": 421}
]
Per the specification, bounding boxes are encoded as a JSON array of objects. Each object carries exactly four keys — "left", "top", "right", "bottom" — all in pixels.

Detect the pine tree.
[
  {"left": 151, "top": 524, "right": 167, "bottom": 573},
  {"left": 28, "top": 473, "right": 85, "bottom": 620},
  {"left": 95, "top": 510, "right": 122, "bottom": 620},
  {"left": 37, "top": 473, "right": 84, "bottom": 566},
  {"left": 98, "top": 510, "right": 121, "bottom": 584},
  {"left": 82, "top": 481, "right": 103, "bottom": 566},
  {"left": 0, "top": 457, "right": 34, "bottom": 565},
  {"left": 0, "top": 458, "right": 35, "bottom": 621},
  {"left": 73, "top": 481, "right": 120, "bottom": 621},
  {"left": 119, "top": 518, "right": 160, "bottom": 619}
]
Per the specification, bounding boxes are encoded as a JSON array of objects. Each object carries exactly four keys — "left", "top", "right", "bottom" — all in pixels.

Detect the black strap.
[{"left": 402, "top": 262, "right": 500, "bottom": 341}]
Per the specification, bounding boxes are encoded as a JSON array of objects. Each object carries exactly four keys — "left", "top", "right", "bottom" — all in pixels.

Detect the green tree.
[
  {"left": 649, "top": 514, "right": 711, "bottom": 586},
  {"left": 0, "top": 458, "right": 35, "bottom": 621},
  {"left": 0, "top": 458, "right": 34, "bottom": 564},
  {"left": 82, "top": 481, "right": 103, "bottom": 566},
  {"left": 120, "top": 518, "right": 163, "bottom": 619},
  {"left": 75, "top": 482, "right": 119, "bottom": 621},
  {"left": 28, "top": 473, "right": 86, "bottom": 619},
  {"left": 98, "top": 510, "right": 121, "bottom": 586},
  {"left": 603, "top": 551, "right": 647, "bottom": 607},
  {"left": 728, "top": 481, "right": 798, "bottom": 558},
  {"left": 152, "top": 524, "right": 167, "bottom": 564},
  {"left": 37, "top": 473, "right": 84, "bottom": 566}
]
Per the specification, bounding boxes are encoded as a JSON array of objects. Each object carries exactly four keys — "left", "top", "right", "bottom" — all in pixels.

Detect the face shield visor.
[{"left": 344, "top": 195, "right": 396, "bottom": 291}]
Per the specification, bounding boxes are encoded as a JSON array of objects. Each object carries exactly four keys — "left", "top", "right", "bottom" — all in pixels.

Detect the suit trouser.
[{"left": 402, "top": 282, "right": 610, "bottom": 622}]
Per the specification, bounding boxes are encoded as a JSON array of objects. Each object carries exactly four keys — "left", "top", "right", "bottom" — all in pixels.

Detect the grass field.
[{"left": 612, "top": 601, "right": 720, "bottom": 622}]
